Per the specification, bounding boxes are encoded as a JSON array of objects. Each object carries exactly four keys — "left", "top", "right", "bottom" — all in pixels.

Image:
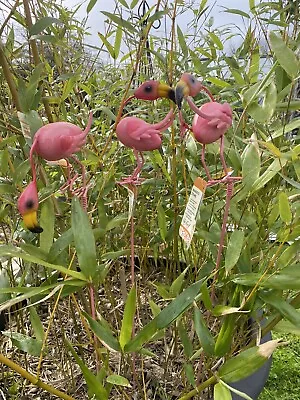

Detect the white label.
[{"left": 179, "top": 177, "right": 207, "bottom": 248}]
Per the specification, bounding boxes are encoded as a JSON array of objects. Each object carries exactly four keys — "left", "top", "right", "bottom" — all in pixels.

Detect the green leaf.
[
  {"left": 249, "top": 0, "right": 255, "bottom": 11},
  {"left": 260, "top": 292, "right": 300, "bottom": 327},
  {"left": 178, "top": 320, "right": 193, "bottom": 358},
  {"left": 39, "top": 198, "right": 54, "bottom": 253},
  {"left": 31, "top": 34, "right": 57, "bottom": 44},
  {"left": 149, "top": 299, "right": 161, "bottom": 317},
  {"left": 106, "top": 375, "right": 131, "bottom": 387},
  {"left": 278, "top": 192, "right": 292, "bottom": 224},
  {"left": 114, "top": 26, "right": 122, "bottom": 59},
  {"left": 29, "top": 306, "right": 45, "bottom": 341},
  {"left": 101, "top": 11, "right": 137, "bottom": 33},
  {"left": 0, "top": 245, "right": 86, "bottom": 281},
  {"left": 66, "top": 340, "right": 108, "bottom": 399},
  {"left": 232, "top": 268, "right": 300, "bottom": 290},
  {"left": 29, "top": 17, "right": 62, "bottom": 36},
  {"left": 87, "top": 0, "right": 97, "bottom": 13},
  {"left": 177, "top": 25, "right": 188, "bottom": 57},
  {"left": 184, "top": 363, "right": 196, "bottom": 387},
  {"left": 269, "top": 118, "right": 300, "bottom": 141},
  {"left": 269, "top": 31, "right": 299, "bottom": 79},
  {"left": 251, "top": 158, "right": 288, "bottom": 193},
  {"left": 102, "top": 249, "right": 130, "bottom": 260},
  {"left": 244, "top": 80, "right": 277, "bottom": 122},
  {"left": 18, "top": 110, "right": 43, "bottom": 141},
  {"left": 219, "top": 340, "right": 282, "bottom": 382},
  {"left": 242, "top": 140, "right": 260, "bottom": 188},
  {"left": 209, "top": 32, "right": 223, "bottom": 50},
  {"left": 219, "top": 380, "right": 253, "bottom": 400},
  {"left": 71, "top": 197, "right": 97, "bottom": 280},
  {"left": 224, "top": 8, "right": 250, "bottom": 18},
  {"left": 83, "top": 312, "right": 121, "bottom": 352},
  {"left": 214, "top": 315, "right": 235, "bottom": 356},
  {"left": 214, "top": 382, "right": 232, "bottom": 400},
  {"left": 169, "top": 266, "right": 188, "bottom": 297},
  {"left": 130, "top": 0, "right": 139, "bottom": 8},
  {"left": 119, "top": 286, "right": 136, "bottom": 350},
  {"left": 0, "top": 270, "right": 10, "bottom": 304},
  {"left": 125, "top": 279, "right": 203, "bottom": 352},
  {"left": 157, "top": 203, "right": 167, "bottom": 241},
  {"left": 150, "top": 150, "right": 171, "bottom": 183},
  {"left": 224, "top": 231, "right": 245, "bottom": 273},
  {"left": 207, "top": 77, "right": 230, "bottom": 88},
  {"left": 98, "top": 32, "right": 115, "bottom": 58},
  {"left": 278, "top": 173, "right": 300, "bottom": 190},
  {"left": 118, "top": 0, "right": 129, "bottom": 7},
  {"left": 0, "top": 184, "right": 15, "bottom": 194},
  {"left": 200, "top": 281, "right": 213, "bottom": 311},
  {"left": 2, "top": 331, "right": 42, "bottom": 357},
  {"left": 194, "top": 306, "right": 215, "bottom": 356},
  {"left": 48, "top": 229, "right": 73, "bottom": 263}
]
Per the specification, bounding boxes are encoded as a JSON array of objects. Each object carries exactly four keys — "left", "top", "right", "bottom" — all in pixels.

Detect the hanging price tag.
[{"left": 179, "top": 177, "right": 207, "bottom": 248}]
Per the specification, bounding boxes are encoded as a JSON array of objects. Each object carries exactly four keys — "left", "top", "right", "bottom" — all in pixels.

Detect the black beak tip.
[
  {"left": 168, "top": 89, "right": 176, "bottom": 104},
  {"left": 175, "top": 92, "right": 183, "bottom": 110},
  {"left": 29, "top": 226, "right": 43, "bottom": 234}
]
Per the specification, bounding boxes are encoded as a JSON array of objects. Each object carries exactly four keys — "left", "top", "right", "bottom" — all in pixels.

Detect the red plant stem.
[
  {"left": 219, "top": 135, "right": 228, "bottom": 174},
  {"left": 130, "top": 194, "right": 137, "bottom": 386},
  {"left": 132, "top": 150, "right": 144, "bottom": 181},
  {"left": 130, "top": 215, "right": 135, "bottom": 285}
]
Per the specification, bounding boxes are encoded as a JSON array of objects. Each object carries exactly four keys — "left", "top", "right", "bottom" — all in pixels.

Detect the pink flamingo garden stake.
[
  {"left": 17, "top": 112, "right": 93, "bottom": 231},
  {"left": 116, "top": 109, "right": 174, "bottom": 186},
  {"left": 175, "top": 73, "right": 242, "bottom": 282}
]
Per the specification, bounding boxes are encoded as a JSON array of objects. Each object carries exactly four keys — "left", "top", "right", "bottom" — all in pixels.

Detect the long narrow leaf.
[{"left": 125, "top": 279, "right": 203, "bottom": 352}]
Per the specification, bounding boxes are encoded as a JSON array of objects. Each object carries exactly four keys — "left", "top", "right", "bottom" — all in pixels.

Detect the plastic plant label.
[{"left": 179, "top": 177, "right": 207, "bottom": 248}]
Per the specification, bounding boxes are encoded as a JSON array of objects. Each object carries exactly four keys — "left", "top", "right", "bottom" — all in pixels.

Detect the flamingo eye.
[
  {"left": 190, "top": 76, "right": 195, "bottom": 84},
  {"left": 144, "top": 85, "right": 152, "bottom": 92},
  {"left": 25, "top": 199, "right": 34, "bottom": 210}
]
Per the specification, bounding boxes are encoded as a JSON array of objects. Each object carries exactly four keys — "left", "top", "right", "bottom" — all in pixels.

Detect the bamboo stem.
[
  {"left": 0, "top": 41, "right": 22, "bottom": 111},
  {"left": 178, "top": 375, "right": 217, "bottom": 400},
  {"left": 23, "top": 0, "right": 53, "bottom": 122},
  {"left": 0, "top": 354, "right": 76, "bottom": 400}
]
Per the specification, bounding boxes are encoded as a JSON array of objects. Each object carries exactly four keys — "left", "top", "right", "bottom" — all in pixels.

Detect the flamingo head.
[
  {"left": 175, "top": 73, "right": 203, "bottom": 109},
  {"left": 133, "top": 80, "right": 175, "bottom": 103},
  {"left": 17, "top": 181, "right": 43, "bottom": 233}
]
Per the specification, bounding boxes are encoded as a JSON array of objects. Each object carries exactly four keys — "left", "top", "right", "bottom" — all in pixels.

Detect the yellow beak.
[
  {"left": 175, "top": 79, "right": 190, "bottom": 109},
  {"left": 23, "top": 211, "right": 43, "bottom": 233},
  {"left": 157, "top": 83, "right": 176, "bottom": 103}
]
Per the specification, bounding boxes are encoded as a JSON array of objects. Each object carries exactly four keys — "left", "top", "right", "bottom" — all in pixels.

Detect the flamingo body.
[
  {"left": 192, "top": 102, "right": 232, "bottom": 144},
  {"left": 116, "top": 109, "right": 174, "bottom": 184},
  {"left": 117, "top": 118, "right": 162, "bottom": 151},
  {"left": 31, "top": 118, "right": 91, "bottom": 161},
  {"left": 18, "top": 112, "right": 93, "bottom": 232},
  {"left": 117, "top": 109, "right": 174, "bottom": 152}
]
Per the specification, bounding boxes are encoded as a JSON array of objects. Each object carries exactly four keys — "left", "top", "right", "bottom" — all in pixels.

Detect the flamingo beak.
[
  {"left": 22, "top": 210, "right": 43, "bottom": 233},
  {"left": 157, "top": 83, "right": 176, "bottom": 103},
  {"left": 175, "top": 79, "right": 190, "bottom": 109}
]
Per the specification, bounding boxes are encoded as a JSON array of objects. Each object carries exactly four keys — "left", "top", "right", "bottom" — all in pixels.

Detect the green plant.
[{"left": 0, "top": 1, "right": 299, "bottom": 399}]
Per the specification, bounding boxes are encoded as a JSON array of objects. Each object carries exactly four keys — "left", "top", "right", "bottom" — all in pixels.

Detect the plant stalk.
[
  {"left": 178, "top": 375, "right": 217, "bottom": 400},
  {"left": 0, "top": 354, "right": 76, "bottom": 400},
  {"left": 0, "top": 41, "right": 22, "bottom": 111}
]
